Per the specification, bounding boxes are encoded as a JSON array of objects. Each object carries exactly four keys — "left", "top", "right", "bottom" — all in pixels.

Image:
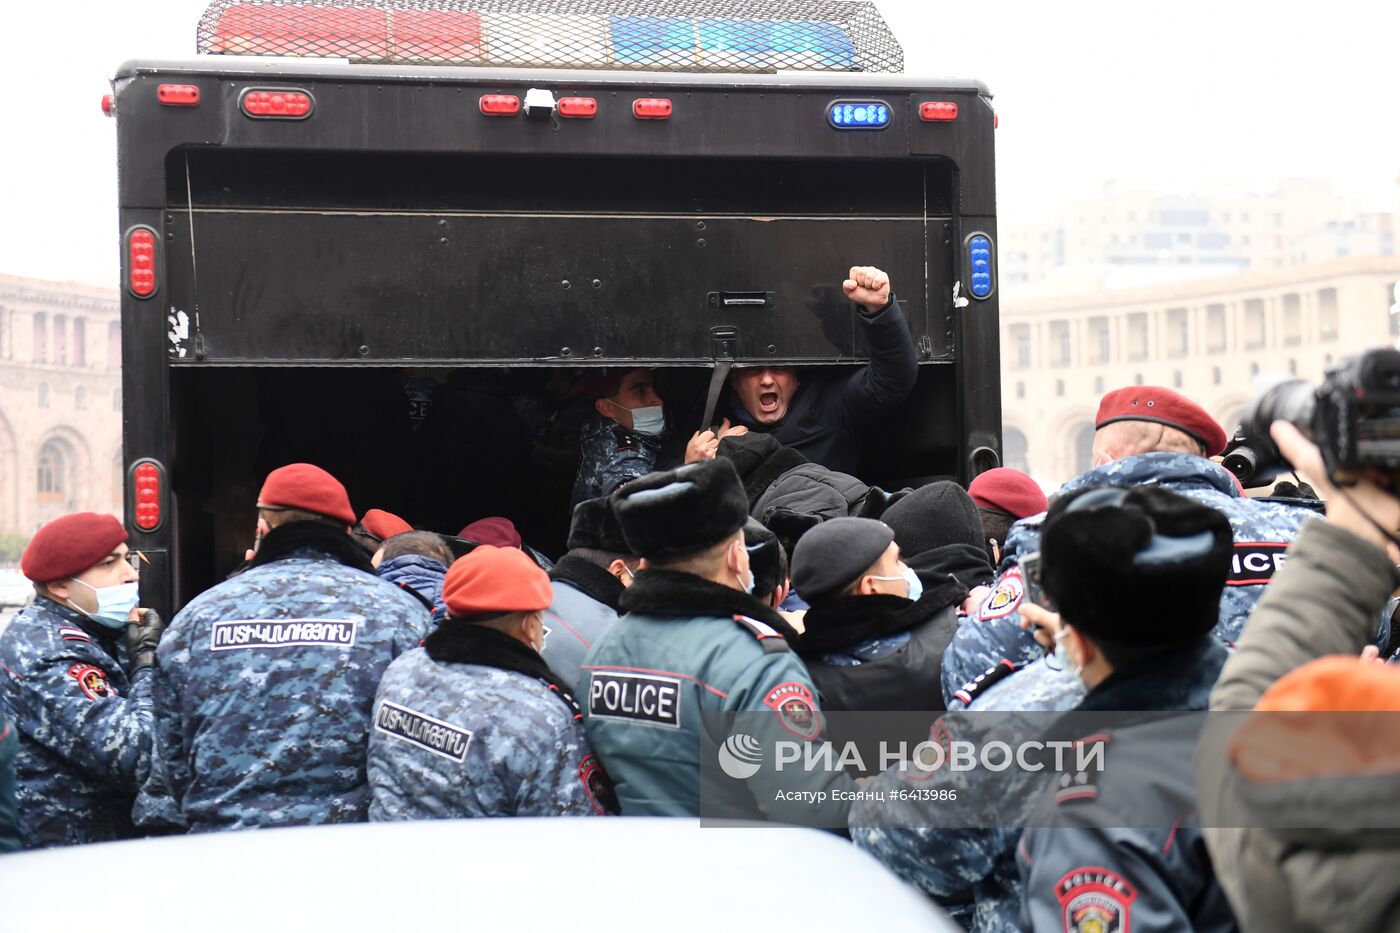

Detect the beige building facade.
[
  {"left": 0, "top": 274, "right": 123, "bottom": 539},
  {"left": 1001, "top": 255, "right": 1400, "bottom": 486}
]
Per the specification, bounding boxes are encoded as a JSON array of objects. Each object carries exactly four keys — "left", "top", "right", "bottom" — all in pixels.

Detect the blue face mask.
[
  {"left": 627, "top": 404, "right": 666, "bottom": 436},
  {"left": 69, "top": 579, "right": 140, "bottom": 630},
  {"left": 736, "top": 568, "right": 756, "bottom": 596}
]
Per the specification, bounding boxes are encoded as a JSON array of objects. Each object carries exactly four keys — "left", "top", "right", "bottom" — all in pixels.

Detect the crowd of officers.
[{"left": 1, "top": 265, "right": 1398, "bottom": 933}]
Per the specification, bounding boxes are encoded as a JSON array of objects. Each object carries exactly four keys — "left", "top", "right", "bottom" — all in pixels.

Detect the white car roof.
[{"left": 1, "top": 817, "right": 958, "bottom": 931}]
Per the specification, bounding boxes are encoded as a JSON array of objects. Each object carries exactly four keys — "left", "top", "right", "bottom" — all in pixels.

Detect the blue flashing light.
[
  {"left": 968, "top": 234, "right": 994, "bottom": 299},
  {"left": 828, "top": 99, "right": 891, "bottom": 130}
]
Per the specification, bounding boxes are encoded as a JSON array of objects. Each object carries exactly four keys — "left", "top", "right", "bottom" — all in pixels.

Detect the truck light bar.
[
  {"left": 919, "top": 101, "right": 958, "bottom": 122},
  {"left": 126, "top": 227, "right": 158, "bottom": 299},
  {"left": 240, "top": 88, "right": 314, "bottom": 119},
  {"left": 633, "top": 97, "right": 672, "bottom": 120},
  {"left": 557, "top": 96, "right": 597, "bottom": 118},
  {"left": 480, "top": 94, "right": 521, "bottom": 115},
  {"left": 158, "top": 84, "right": 201, "bottom": 107}
]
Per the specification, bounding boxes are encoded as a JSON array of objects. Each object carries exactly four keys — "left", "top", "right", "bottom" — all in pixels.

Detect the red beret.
[
  {"left": 968, "top": 468, "right": 1049, "bottom": 519},
  {"left": 458, "top": 517, "right": 522, "bottom": 549},
  {"left": 257, "top": 463, "right": 355, "bottom": 525},
  {"left": 442, "top": 545, "right": 552, "bottom": 617},
  {"left": 1095, "top": 386, "right": 1228, "bottom": 457},
  {"left": 360, "top": 509, "right": 412, "bottom": 540},
  {"left": 22, "top": 513, "right": 128, "bottom": 583}
]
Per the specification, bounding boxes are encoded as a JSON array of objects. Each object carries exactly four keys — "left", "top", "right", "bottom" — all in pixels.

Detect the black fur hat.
[
  {"left": 1041, "top": 486, "right": 1232, "bottom": 646},
  {"left": 612, "top": 459, "right": 749, "bottom": 561},
  {"left": 567, "top": 496, "right": 631, "bottom": 554}
]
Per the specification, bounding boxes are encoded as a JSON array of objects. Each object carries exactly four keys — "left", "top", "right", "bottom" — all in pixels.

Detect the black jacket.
[{"left": 723, "top": 298, "right": 918, "bottom": 474}]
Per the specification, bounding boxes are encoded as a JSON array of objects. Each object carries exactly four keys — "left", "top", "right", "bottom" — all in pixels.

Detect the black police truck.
[{"left": 111, "top": 0, "right": 1002, "bottom": 617}]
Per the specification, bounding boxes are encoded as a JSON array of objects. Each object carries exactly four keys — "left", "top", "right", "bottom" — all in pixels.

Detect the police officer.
[
  {"left": 140, "top": 463, "right": 427, "bottom": 832},
  {"left": 942, "top": 385, "right": 1316, "bottom": 709},
  {"left": 582, "top": 459, "right": 853, "bottom": 823},
  {"left": 541, "top": 497, "right": 636, "bottom": 691},
  {"left": 572, "top": 368, "right": 667, "bottom": 507},
  {"left": 1017, "top": 485, "right": 1238, "bottom": 932},
  {"left": 0, "top": 512, "right": 163, "bottom": 847},
  {"left": 369, "top": 545, "right": 612, "bottom": 820}
]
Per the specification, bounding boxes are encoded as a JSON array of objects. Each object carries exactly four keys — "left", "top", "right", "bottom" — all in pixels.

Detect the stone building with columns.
[
  {"left": 0, "top": 274, "right": 123, "bottom": 540},
  {"left": 1001, "top": 255, "right": 1400, "bottom": 485}
]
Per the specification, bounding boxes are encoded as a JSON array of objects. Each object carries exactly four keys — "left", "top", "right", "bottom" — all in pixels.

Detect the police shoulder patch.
[
  {"left": 578, "top": 753, "right": 618, "bottom": 815},
  {"left": 1055, "top": 866, "right": 1137, "bottom": 933},
  {"left": 732, "top": 614, "right": 790, "bottom": 653},
  {"left": 954, "top": 658, "right": 1019, "bottom": 706},
  {"left": 66, "top": 663, "right": 115, "bottom": 700},
  {"left": 58, "top": 626, "right": 91, "bottom": 643},
  {"left": 978, "top": 567, "right": 1024, "bottom": 621},
  {"left": 762, "top": 680, "right": 822, "bottom": 740}
]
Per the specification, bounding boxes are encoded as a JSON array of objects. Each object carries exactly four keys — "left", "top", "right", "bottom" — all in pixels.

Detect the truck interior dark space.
[
  {"left": 167, "top": 364, "right": 957, "bottom": 605},
  {"left": 157, "top": 145, "right": 966, "bottom": 607}
]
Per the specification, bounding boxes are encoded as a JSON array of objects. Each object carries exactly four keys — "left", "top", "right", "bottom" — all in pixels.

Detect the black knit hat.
[
  {"left": 612, "top": 459, "right": 749, "bottom": 561},
  {"left": 882, "top": 480, "right": 985, "bottom": 556},
  {"left": 1041, "top": 486, "right": 1232, "bottom": 646},
  {"left": 790, "top": 517, "right": 895, "bottom": 603},
  {"left": 567, "top": 496, "right": 631, "bottom": 554}
]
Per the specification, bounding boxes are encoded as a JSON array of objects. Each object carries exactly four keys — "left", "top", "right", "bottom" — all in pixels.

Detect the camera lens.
[
  {"left": 1245, "top": 379, "right": 1317, "bottom": 442},
  {"left": 1221, "top": 444, "right": 1259, "bottom": 482}
]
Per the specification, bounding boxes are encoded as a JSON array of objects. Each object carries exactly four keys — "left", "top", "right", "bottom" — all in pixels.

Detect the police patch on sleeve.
[
  {"left": 374, "top": 701, "right": 473, "bottom": 763},
  {"left": 578, "top": 753, "right": 618, "bottom": 815},
  {"left": 66, "top": 663, "right": 115, "bottom": 701},
  {"left": 1055, "top": 867, "right": 1136, "bottom": 933},
  {"left": 587, "top": 671, "right": 682, "bottom": 729},
  {"left": 1227, "top": 542, "right": 1288, "bottom": 585},
  {"left": 978, "top": 567, "right": 1024, "bottom": 621},
  {"left": 762, "top": 681, "right": 822, "bottom": 741}
]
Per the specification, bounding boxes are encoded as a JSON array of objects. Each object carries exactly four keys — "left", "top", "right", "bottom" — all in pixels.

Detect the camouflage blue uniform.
[
  {"left": 570, "top": 413, "right": 663, "bottom": 507},
  {"left": 0, "top": 598, "right": 153, "bottom": 848},
  {"left": 941, "top": 452, "right": 1317, "bottom": 704},
  {"left": 139, "top": 533, "right": 426, "bottom": 832},
  {"left": 368, "top": 648, "right": 608, "bottom": 819},
  {"left": 0, "top": 710, "right": 18, "bottom": 852}
]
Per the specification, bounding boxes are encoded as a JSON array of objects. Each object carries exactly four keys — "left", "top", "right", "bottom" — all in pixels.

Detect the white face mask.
[{"left": 1053, "top": 626, "right": 1083, "bottom": 679}]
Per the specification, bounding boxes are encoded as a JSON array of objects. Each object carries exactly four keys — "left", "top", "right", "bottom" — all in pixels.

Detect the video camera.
[{"left": 1221, "top": 348, "right": 1400, "bottom": 489}]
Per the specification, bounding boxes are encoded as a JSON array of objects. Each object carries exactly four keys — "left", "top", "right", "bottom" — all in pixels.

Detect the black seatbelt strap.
[{"left": 700, "top": 358, "right": 734, "bottom": 431}]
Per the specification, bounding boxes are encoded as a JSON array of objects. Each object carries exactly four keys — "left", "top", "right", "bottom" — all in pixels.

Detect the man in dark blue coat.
[
  {"left": 139, "top": 464, "right": 427, "bottom": 832},
  {"left": 723, "top": 266, "right": 917, "bottom": 474}
]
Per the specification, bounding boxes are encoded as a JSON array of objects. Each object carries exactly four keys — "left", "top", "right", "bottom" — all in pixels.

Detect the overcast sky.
[{"left": 4, "top": 0, "right": 1400, "bottom": 282}]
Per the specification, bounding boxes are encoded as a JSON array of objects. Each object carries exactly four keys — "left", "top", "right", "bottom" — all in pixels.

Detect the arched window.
[
  {"left": 33, "top": 313, "right": 47, "bottom": 363},
  {"left": 37, "top": 383, "right": 49, "bottom": 408},
  {"left": 75, "top": 386, "right": 87, "bottom": 410},
  {"left": 37, "top": 442, "right": 66, "bottom": 501},
  {"left": 72, "top": 317, "right": 86, "bottom": 367},
  {"left": 1003, "top": 426, "right": 1030, "bottom": 474},
  {"left": 1074, "top": 422, "right": 1097, "bottom": 475}
]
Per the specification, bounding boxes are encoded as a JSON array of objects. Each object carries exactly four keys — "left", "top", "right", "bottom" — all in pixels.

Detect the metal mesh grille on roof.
[{"left": 196, "top": 0, "right": 903, "bottom": 72}]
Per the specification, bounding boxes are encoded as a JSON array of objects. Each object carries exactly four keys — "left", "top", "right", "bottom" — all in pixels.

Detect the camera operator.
[{"left": 1198, "top": 412, "right": 1400, "bottom": 932}]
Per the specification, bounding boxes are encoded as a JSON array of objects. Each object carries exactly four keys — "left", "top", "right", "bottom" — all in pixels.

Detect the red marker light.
[
  {"left": 558, "top": 96, "right": 597, "bottom": 118},
  {"left": 101, "top": 94, "right": 114, "bottom": 117},
  {"left": 633, "top": 98, "right": 672, "bottom": 120},
  {"left": 158, "top": 84, "right": 200, "bottom": 107},
  {"left": 240, "top": 88, "right": 314, "bottom": 119},
  {"left": 919, "top": 101, "right": 959, "bottom": 122},
  {"left": 133, "top": 462, "right": 162, "bottom": 531},
  {"left": 479, "top": 94, "right": 521, "bottom": 116},
  {"left": 127, "top": 228, "right": 157, "bottom": 299}
]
